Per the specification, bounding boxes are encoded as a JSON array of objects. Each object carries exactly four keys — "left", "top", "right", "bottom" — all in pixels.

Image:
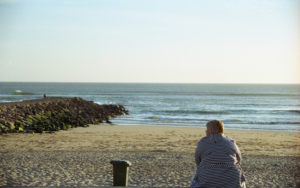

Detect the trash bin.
[{"left": 110, "top": 160, "right": 132, "bottom": 186}]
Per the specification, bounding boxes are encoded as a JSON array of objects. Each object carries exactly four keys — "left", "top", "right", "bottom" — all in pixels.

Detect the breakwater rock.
[{"left": 0, "top": 97, "right": 128, "bottom": 133}]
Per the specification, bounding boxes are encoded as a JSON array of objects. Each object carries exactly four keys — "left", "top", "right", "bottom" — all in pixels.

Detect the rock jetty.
[{"left": 0, "top": 97, "right": 128, "bottom": 133}]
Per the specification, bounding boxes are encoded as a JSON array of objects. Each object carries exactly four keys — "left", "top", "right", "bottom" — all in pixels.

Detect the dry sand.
[{"left": 0, "top": 124, "right": 299, "bottom": 187}]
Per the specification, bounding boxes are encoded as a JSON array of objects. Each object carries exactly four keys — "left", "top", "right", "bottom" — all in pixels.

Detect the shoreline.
[
  {"left": 112, "top": 123, "right": 300, "bottom": 133},
  {"left": 0, "top": 124, "right": 299, "bottom": 187}
]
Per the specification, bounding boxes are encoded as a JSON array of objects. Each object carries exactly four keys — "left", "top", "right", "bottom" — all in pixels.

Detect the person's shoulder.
[
  {"left": 223, "top": 135, "right": 236, "bottom": 143},
  {"left": 198, "top": 136, "right": 210, "bottom": 143}
]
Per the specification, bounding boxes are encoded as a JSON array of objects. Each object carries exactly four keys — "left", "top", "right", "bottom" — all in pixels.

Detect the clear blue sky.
[{"left": 0, "top": 0, "right": 299, "bottom": 83}]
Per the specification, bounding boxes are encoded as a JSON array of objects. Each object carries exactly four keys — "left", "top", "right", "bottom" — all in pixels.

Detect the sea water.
[{"left": 0, "top": 82, "right": 299, "bottom": 132}]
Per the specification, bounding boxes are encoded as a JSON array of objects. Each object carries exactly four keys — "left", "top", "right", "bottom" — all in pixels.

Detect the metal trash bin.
[{"left": 110, "top": 160, "right": 132, "bottom": 186}]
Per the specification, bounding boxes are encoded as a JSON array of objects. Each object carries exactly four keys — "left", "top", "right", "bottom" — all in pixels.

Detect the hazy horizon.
[
  {"left": 0, "top": 0, "right": 299, "bottom": 84},
  {"left": 1, "top": 81, "right": 299, "bottom": 85}
]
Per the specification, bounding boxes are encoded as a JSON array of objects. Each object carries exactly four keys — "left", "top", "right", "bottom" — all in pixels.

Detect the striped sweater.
[{"left": 191, "top": 134, "right": 246, "bottom": 188}]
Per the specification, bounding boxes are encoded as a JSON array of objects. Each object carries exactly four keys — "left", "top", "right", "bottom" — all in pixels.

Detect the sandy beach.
[{"left": 0, "top": 124, "right": 299, "bottom": 187}]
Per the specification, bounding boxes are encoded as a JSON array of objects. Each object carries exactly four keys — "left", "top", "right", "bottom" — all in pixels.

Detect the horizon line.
[{"left": 0, "top": 81, "right": 299, "bottom": 85}]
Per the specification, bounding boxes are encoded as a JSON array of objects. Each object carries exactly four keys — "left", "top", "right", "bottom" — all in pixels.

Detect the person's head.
[{"left": 206, "top": 120, "right": 224, "bottom": 136}]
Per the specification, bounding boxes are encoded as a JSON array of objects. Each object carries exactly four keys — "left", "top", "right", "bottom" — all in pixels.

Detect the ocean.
[{"left": 0, "top": 82, "right": 299, "bottom": 132}]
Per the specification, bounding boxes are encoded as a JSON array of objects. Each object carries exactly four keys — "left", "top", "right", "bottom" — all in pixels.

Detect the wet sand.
[{"left": 0, "top": 125, "right": 299, "bottom": 187}]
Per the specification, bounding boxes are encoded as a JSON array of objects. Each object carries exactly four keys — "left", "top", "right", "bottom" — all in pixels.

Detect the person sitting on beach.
[{"left": 191, "top": 120, "right": 246, "bottom": 188}]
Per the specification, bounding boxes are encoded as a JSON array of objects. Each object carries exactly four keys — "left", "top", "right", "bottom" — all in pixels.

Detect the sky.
[{"left": 0, "top": 0, "right": 299, "bottom": 84}]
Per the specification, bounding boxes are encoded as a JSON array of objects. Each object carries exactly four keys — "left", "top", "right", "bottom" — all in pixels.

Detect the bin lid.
[{"left": 110, "top": 160, "right": 132, "bottom": 167}]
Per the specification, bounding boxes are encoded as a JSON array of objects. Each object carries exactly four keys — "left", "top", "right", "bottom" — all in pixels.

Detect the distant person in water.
[
  {"left": 191, "top": 120, "right": 246, "bottom": 188},
  {"left": 43, "top": 94, "right": 46, "bottom": 99}
]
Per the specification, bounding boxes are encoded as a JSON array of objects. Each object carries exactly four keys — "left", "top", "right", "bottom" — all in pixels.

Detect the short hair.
[{"left": 206, "top": 120, "right": 224, "bottom": 134}]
